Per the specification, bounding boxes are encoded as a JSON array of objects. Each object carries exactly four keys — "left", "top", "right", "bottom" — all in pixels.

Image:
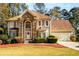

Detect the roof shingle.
[
  {"left": 6, "top": 10, "right": 50, "bottom": 21},
  {"left": 51, "top": 18, "right": 74, "bottom": 32}
]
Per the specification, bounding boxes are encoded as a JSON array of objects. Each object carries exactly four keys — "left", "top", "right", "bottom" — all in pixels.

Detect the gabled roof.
[
  {"left": 6, "top": 10, "right": 50, "bottom": 21},
  {"left": 51, "top": 18, "right": 74, "bottom": 33},
  {"left": 26, "top": 10, "right": 50, "bottom": 19},
  {"left": 5, "top": 16, "right": 20, "bottom": 21}
]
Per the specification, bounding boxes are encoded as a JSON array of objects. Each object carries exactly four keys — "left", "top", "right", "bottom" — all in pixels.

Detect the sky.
[{"left": 27, "top": 3, "right": 79, "bottom": 11}]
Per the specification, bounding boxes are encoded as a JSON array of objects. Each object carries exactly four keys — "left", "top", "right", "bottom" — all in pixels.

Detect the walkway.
[{"left": 58, "top": 42, "right": 79, "bottom": 51}]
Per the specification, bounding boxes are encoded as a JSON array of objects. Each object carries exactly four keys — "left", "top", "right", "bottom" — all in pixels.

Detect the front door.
[
  {"left": 26, "top": 31, "right": 31, "bottom": 39},
  {"left": 24, "top": 21, "right": 32, "bottom": 39}
]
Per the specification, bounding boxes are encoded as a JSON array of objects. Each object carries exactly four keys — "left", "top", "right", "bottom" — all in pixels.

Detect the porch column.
[
  {"left": 22, "top": 21, "right": 24, "bottom": 38},
  {"left": 7, "top": 22, "right": 10, "bottom": 35}
]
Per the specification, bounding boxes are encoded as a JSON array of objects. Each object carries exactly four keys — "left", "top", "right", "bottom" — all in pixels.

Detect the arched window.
[
  {"left": 46, "top": 21, "right": 48, "bottom": 26},
  {"left": 26, "top": 21, "right": 31, "bottom": 28}
]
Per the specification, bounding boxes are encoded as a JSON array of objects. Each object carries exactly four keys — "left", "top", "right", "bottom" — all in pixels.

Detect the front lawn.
[{"left": 0, "top": 44, "right": 79, "bottom": 56}]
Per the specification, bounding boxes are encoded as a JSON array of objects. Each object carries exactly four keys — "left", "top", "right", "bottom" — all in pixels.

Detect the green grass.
[{"left": 0, "top": 45, "right": 79, "bottom": 56}]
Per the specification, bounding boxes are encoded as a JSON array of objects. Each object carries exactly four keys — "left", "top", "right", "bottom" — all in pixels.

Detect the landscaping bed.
[{"left": 0, "top": 43, "right": 66, "bottom": 48}]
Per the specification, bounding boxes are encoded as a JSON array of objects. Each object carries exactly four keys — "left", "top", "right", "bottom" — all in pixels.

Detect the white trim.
[
  {"left": 7, "top": 22, "right": 9, "bottom": 35},
  {"left": 24, "top": 21, "right": 32, "bottom": 39},
  {"left": 22, "top": 21, "right": 23, "bottom": 38},
  {"left": 38, "top": 20, "right": 42, "bottom": 26}
]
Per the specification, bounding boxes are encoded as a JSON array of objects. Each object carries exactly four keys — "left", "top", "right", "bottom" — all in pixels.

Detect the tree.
[
  {"left": 17, "top": 3, "right": 28, "bottom": 15},
  {"left": 48, "top": 6, "right": 61, "bottom": 19},
  {"left": 69, "top": 7, "right": 79, "bottom": 29},
  {"left": 69, "top": 7, "right": 79, "bottom": 41},
  {"left": 0, "top": 4, "right": 8, "bottom": 27},
  {"left": 33, "top": 3, "right": 47, "bottom": 14},
  {"left": 0, "top": 3, "right": 28, "bottom": 19},
  {"left": 20, "top": 3, "right": 28, "bottom": 11},
  {"left": 0, "top": 3, "right": 28, "bottom": 34},
  {"left": 60, "top": 9, "right": 70, "bottom": 20},
  {"left": 0, "top": 3, "right": 10, "bottom": 19},
  {"left": 8, "top": 3, "right": 28, "bottom": 17}
]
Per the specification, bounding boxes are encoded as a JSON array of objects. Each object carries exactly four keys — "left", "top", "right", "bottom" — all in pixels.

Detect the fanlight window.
[{"left": 26, "top": 22, "right": 31, "bottom": 28}]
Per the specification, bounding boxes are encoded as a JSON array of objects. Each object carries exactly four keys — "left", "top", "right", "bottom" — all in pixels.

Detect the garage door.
[
  {"left": 58, "top": 34, "right": 70, "bottom": 42},
  {"left": 51, "top": 33, "right": 71, "bottom": 42}
]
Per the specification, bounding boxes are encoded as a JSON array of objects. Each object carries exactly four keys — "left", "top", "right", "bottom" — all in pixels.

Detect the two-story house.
[{"left": 5, "top": 10, "right": 75, "bottom": 42}]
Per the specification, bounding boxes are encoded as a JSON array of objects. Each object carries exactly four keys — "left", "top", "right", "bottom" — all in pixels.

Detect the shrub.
[
  {"left": 76, "top": 35, "right": 79, "bottom": 42},
  {"left": 7, "top": 39, "right": 11, "bottom": 44},
  {"left": 10, "top": 38, "right": 17, "bottom": 44},
  {"left": 0, "top": 34, "right": 8, "bottom": 44},
  {"left": 47, "top": 35, "right": 57, "bottom": 43},
  {"left": 70, "top": 35, "right": 76, "bottom": 42},
  {"left": 0, "top": 34, "right": 8, "bottom": 40},
  {"left": 32, "top": 36, "right": 45, "bottom": 43},
  {"left": 75, "top": 30, "right": 79, "bottom": 42}
]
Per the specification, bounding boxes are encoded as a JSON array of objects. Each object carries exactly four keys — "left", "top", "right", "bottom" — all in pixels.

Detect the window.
[
  {"left": 42, "top": 33, "right": 46, "bottom": 38},
  {"left": 26, "top": 22, "right": 31, "bottom": 28},
  {"left": 10, "top": 31, "right": 17, "bottom": 38},
  {"left": 46, "top": 21, "right": 48, "bottom": 26},
  {"left": 10, "top": 28, "right": 18, "bottom": 38},
  {"left": 39, "top": 21, "right": 41, "bottom": 26}
]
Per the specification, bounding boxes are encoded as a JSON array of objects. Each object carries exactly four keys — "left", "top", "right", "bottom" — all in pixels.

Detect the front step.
[
  {"left": 24, "top": 39, "right": 32, "bottom": 44},
  {"left": 24, "top": 40, "right": 29, "bottom": 43}
]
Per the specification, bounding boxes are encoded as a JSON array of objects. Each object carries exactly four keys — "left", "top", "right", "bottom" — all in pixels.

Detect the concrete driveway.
[{"left": 58, "top": 42, "right": 79, "bottom": 51}]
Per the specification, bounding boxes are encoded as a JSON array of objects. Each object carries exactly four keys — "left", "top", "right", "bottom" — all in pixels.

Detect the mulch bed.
[{"left": 0, "top": 43, "right": 66, "bottom": 48}]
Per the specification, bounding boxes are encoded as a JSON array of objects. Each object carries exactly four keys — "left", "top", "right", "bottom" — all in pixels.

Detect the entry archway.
[{"left": 24, "top": 21, "right": 32, "bottom": 39}]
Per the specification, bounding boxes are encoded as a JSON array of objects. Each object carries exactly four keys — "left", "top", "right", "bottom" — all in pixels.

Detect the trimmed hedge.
[
  {"left": 47, "top": 39, "right": 57, "bottom": 43},
  {"left": 10, "top": 38, "right": 17, "bottom": 44},
  {"left": 47, "top": 35, "right": 58, "bottom": 43},
  {"left": 31, "top": 36, "right": 45, "bottom": 43},
  {"left": 30, "top": 35, "right": 58, "bottom": 43},
  {"left": 34, "top": 39, "right": 45, "bottom": 43}
]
